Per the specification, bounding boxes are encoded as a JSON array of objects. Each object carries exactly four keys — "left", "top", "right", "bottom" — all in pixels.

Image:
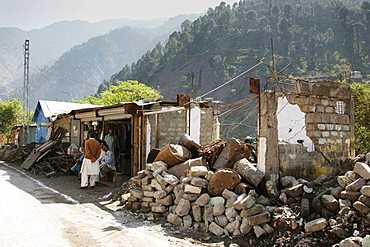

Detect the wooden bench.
[{"left": 106, "top": 171, "right": 123, "bottom": 187}]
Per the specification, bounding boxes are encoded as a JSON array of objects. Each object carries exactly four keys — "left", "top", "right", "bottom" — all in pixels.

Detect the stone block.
[
  {"left": 331, "top": 186, "right": 343, "bottom": 199},
  {"left": 261, "top": 223, "right": 274, "bottom": 234},
  {"left": 141, "top": 184, "right": 153, "bottom": 191},
  {"left": 184, "top": 184, "right": 202, "bottom": 194},
  {"left": 353, "top": 201, "right": 370, "bottom": 214},
  {"left": 358, "top": 195, "right": 370, "bottom": 208},
  {"left": 162, "top": 172, "right": 179, "bottom": 185},
  {"left": 266, "top": 180, "right": 279, "bottom": 197},
  {"left": 285, "top": 184, "right": 304, "bottom": 197},
  {"left": 175, "top": 199, "right": 191, "bottom": 216},
  {"left": 131, "top": 202, "right": 141, "bottom": 210},
  {"left": 130, "top": 176, "right": 142, "bottom": 187},
  {"left": 152, "top": 205, "right": 167, "bottom": 213},
  {"left": 142, "top": 197, "right": 154, "bottom": 202},
  {"left": 339, "top": 199, "right": 352, "bottom": 209},
  {"left": 129, "top": 188, "right": 144, "bottom": 199},
  {"left": 256, "top": 196, "right": 271, "bottom": 206},
  {"left": 143, "top": 190, "right": 155, "bottom": 197},
  {"left": 341, "top": 191, "right": 360, "bottom": 202},
  {"left": 195, "top": 193, "right": 210, "bottom": 206},
  {"left": 240, "top": 204, "right": 264, "bottom": 217},
  {"left": 141, "top": 176, "right": 151, "bottom": 185},
  {"left": 361, "top": 185, "right": 370, "bottom": 197},
  {"left": 226, "top": 197, "right": 237, "bottom": 207},
  {"left": 354, "top": 162, "right": 370, "bottom": 179},
  {"left": 338, "top": 237, "right": 362, "bottom": 247},
  {"left": 164, "top": 184, "right": 174, "bottom": 194},
  {"left": 222, "top": 189, "right": 238, "bottom": 199},
  {"left": 152, "top": 165, "right": 167, "bottom": 177},
  {"left": 174, "top": 189, "right": 184, "bottom": 204},
  {"left": 192, "top": 204, "right": 202, "bottom": 222},
  {"left": 156, "top": 174, "right": 168, "bottom": 186},
  {"left": 215, "top": 215, "right": 228, "bottom": 227},
  {"left": 167, "top": 213, "right": 182, "bottom": 226},
  {"left": 246, "top": 211, "right": 270, "bottom": 226},
  {"left": 156, "top": 195, "right": 173, "bottom": 206},
  {"left": 153, "top": 190, "right": 167, "bottom": 199},
  {"left": 304, "top": 218, "right": 327, "bottom": 232},
  {"left": 190, "top": 166, "right": 208, "bottom": 177},
  {"left": 321, "top": 195, "right": 339, "bottom": 211},
  {"left": 280, "top": 176, "right": 297, "bottom": 188},
  {"left": 183, "top": 193, "right": 199, "bottom": 202},
  {"left": 191, "top": 177, "right": 208, "bottom": 188},
  {"left": 346, "top": 178, "right": 367, "bottom": 192},
  {"left": 233, "top": 193, "right": 247, "bottom": 210},
  {"left": 240, "top": 218, "right": 252, "bottom": 234},
  {"left": 183, "top": 215, "right": 192, "bottom": 228},
  {"left": 213, "top": 204, "right": 225, "bottom": 216},
  {"left": 203, "top": 204, "right": 214, "bottom": 222},
  {"left": 209, "top": 222, "right": 224, "bottom": 236},
  {"left": 151, "top": 179, "right": 164, "bottom": 191},
  {"left": 253, "top": 225, "right": 267, "bottom": 238},
  {"left": 151, "top": 161, "right": 167, "bottom": 171},
  {"left": 225, "top": 220, "right": 240, "bottom": 233},
  {"left": 338, "top": 175, "right": 353, "bottom": 188},
  {"left": 225, "top": 207, "right": 238, "bottom": 221}
]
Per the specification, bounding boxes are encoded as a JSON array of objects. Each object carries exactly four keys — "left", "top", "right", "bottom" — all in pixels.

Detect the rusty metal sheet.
[{"left": 249, "top": 77, "right": 260, "bottom": 95}]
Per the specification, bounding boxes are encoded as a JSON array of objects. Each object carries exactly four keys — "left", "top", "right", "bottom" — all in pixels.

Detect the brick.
[
  {"left": 129, "top": 188, "right": 143, "bottom": 199},
  {"left": 184, "top": 184, "right": 202, "bottom": 194},
  {"left": 195, "top": 193, "right": 210, "bottom": 206},
  {"left": 246, "top": 211, "right": 270, "bottom": 226},
  {"left": 213, "top": 204, "right": 225, "bottom": 216},
  {"left": 304, "top": 218, "right": 327, "bottom": 232},
  {"left": 175, "top": 199, "right": 191, "bottom": 216},
  {"left": 241, "top": 204, "right": 264, "bottom": 217},
  {"left": 215, "top": 215, "right": 228, "bottom": 227},
  {"left": 253, "top": 225, "right": 267, "bottom": 238},
  {"left": 152, "top": 205, "right": 167, "bottom": 213},
  {"left": 191, "top": 177, "right": 208, "bottom": 188},
  {"left": 192, "top": 204, "right": 202, "bottom": 222},
  {"left": 353, "top": 201, "right": 370, "bottom": 214},
  {"left": 189, "top": 166, "right": 208, "bottom": 177},
  {"left": 167, "top": 213, "right": 182, "bottom": 226},
  {"left": 346, "top": 178, "right": 367, "bottom": 192},
  {"left": 361, "top": 186, "right": 370, "bottom": 197},
  {"left": 183, "top": 215, "right": 192, "bottom": 228},
  {"left": 156, "top": 195, "right": 173, "bottom": 206},
  {"left": 321, "top": 195, "right": 339, "bottom": 211},
  {"left": 354, "top": 162, "right": 370, "bottom": 179},
  {"left": 208, "top": 222, "right": 224, "bottom": 236}
]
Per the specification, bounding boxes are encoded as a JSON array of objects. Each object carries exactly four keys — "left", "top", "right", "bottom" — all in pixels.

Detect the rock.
[
  {"left": 130, "top": 176, "right": 142, "bottom": 186},
  {"left": 338, "top": 237, "right": 362, "bottom": 247},
  {"left": 167, "top": 213, "right": 182, "bottom": 226},
  {"left": 339, "top": 199, "right": 352, "bottom": 209},
  {"left": 174, "top": 189, "right": 184, "bottom": 204},
  {"left": 225, "top": 207, "right": 238, "bottom": 220},
  {"left": 353, "top": 201, "right": 370, "bottom": 214},
  {"left": 354, "top": 162, "right": 370, "bottom": 179},
  {"left": 253, "top": 225, "right": 267, "bottom": 238},
  {"left": 209, "top": 196, "right": 225, "bottom": 205},
  {"left": 182, "top": 193, "right": 200, "bottom": 202},
  {"left": 156, "top": 174, "right": 168, "bottom": 186},
  {"left": 190, "top": 166, "right": 209, "bottom": 177},
  {"left": 266, "top": 180, "right": 279, "bottom": 197},
  {"left": 301, "top": 198, "right": 310, "bottom": 218},
  {"left": 338, "top": 175, "right": 354, "bottom": 188},
  {"left": 151, "top": 179, "right": 164, "bottom": 191},
  {"left": 192, "top": 204, "right": 202, "bottom": 222},
  {"left": 329, "top": 227, "right": 351, "bottom": 239},
  {"left": 153, "top": 190, "right": 167, "bottom": 199},
  {"left": 280, "top": 176, "right": 297, "bottom": 188},
  {"left": 131, "top": 202, "right": 141, "bottom": 210},
  {"left": 213, "top": 204, "right": 226, "bottom": 216},
  {"left": 226, "top": 197, "right": 237, "bottom": 206},
  {"left": 152, "top": 165, "right": 167, "bottom": 177},
  {"left": 279, "top": 193, "right": 288, "bottom": 204},
  {"left": 152, "top": 205, "right": 167, "bottom": 213},
  {"left": 164, "top": 184, "right": 174, "bottom": 194},
  {"left": 238, "top": 195, "right": 256, "bottom": 210},
  {"left": 142, "top": 184, "right": 153, "bottom": 191},
  {"left": 141, "top": 176, "right": 151, "bottom": 185},
  {"left": 184, "top": 184, "right": 202, "bottom": 194},
  {"left": 311, "top": 197, "right": 324, "bottom": 214},
  {"left": 241, "top": 204, "right": 264, "bottom": 217},
  {"left": 137, "top": 170, "right": 146, "bottom": 179},
  {"left": 167, "top": 158, "right": 203, "bottom": 178},
  {"left": 261, "top": 223, "right": 274, "bottom": 234},
  {"left": 162, "top": 172, "right": 179, "bottom": 185},
  {"left": 331, "top": 186, "right": 343, "bottom": 199},
  {"left": 256, "top": 196, "right": 270, "bottom": 206},
  {"left": 233, "top": 193, "right": 247, "bottom": 210},
  {"left": 233, "top": 158, "right": 265, "bottom": 187},
  {"left": 246, "top": 211, "right": 270, "bottom": 226},
  {"left": 195, "top": 193, "right": 210, "bottom": 206},
  {"left": 203, "top": 204, "right": 214, "bottom": 222},
  {"left": 143, "top": 191, "right": 155, "bottom": 197},
  {"left": 240, "top": 218, "right": 252, "bottom": 234},
  {"left": 209, "top": 222, "right": 224, "bottom": 236},
  {"left": 303, "top": 185, "right": 314, "bottom": 194},
  {"left": 205, "top": 171, "right": 214, "bottom": 181},
  {"left": 129, "top": 188, "right": 144, "bottom": 199},
  {"left": 215, "top": 215, "right": 228, "bottom": 227},
  {"left": 359, "top": 195, "right": 370, "bottom": 208},
  {"left": 183, "top": 215, "right": 192, "bottom": 228},
  {"left": 346, "top": 178, "right": 367, "bottom": 192},
  {"left": 285, "top": 184, "right": 304, "bottom": 197},
  {"left": 338, "top": 206, "right": 351, "bottom": 217},
  {"left": 156, "top": 195, "right": 173, "bottom": 206},
  {"left": 234, "top": 183, "right": 251, "bottom": 195},
  {"left": 225, "top": 220, "right": 240, "bottom": 233},
  {"left": 321, "top": 208, "right": 335, "bottom": 218},
  {"left": 341, "top": 191, "right": 360, "bottom": 202},
  {"left": 321, "top": 194, "right": 339, "bottom": 211},
  {"left": 191, "top": 177, "right": 208, "bottom": 188},
  {"left": 175, "top": 199, "right": 191, "bottom": 216},
  {"left": 151, "top": 161, "right": 167, "bottom": 171},
  {"left": 361, "top": 186, "right": 370, "bottom": 197},
  {"left": 345, "top": 171, "right": 359, "bottom": 181},
  {"left": 142, "top": 197, "right": 154, "bottom": 202},
  {"left": 304, "top": 218, "right": 327, "bottom": 232},
  {"left": 222, "top": 189, "right": 238, "bottom": 199}
]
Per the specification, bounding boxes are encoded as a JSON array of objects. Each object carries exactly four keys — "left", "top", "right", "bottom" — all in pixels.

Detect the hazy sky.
[{"left": 0, "top": 0, "right": 236, "bottom": 30}]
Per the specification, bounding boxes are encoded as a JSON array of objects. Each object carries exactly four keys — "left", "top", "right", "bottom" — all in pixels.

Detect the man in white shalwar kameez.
[{"left": 80, "top": 132, "right": 101, "bottom": 189}]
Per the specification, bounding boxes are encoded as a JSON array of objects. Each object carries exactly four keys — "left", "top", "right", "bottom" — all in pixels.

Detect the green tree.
[
  {"left": 351, "top": 83, "right": 370, "bottom": 154},
  {"left": 0, "top": 99, "right": 23, "bottom": 142},
  {"left": 76, "top": 80, "right": 162, "bottom": 105}
]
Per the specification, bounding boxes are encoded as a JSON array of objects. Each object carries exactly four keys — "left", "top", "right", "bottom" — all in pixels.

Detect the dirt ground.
[{"left": 7, "top": 161, "right": 346, "bottom": 247}]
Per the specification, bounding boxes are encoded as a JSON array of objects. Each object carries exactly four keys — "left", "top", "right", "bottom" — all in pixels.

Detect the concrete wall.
[{"left": 259, "top": 80, "right": 355, "bottom": 180}]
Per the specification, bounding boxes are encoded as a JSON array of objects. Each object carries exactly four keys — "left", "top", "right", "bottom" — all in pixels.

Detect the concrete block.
[
  {"left": 354, "top": 162, "right": 370, "bottom": 179},
  {"left": 184, "top": 184, "right": 202, "bottom": 194},
  {"left": 304, "top": 218, "right": 327, "bottom": 232},
  {"left": 208, "top": 222, "right": 224, "bottom": 236},
  {"left": 195, "top": 193, "right": 210, "bottom": 206},
  {"left": 175, "top": 199, "right": 191, "bottom": 216},
  {"left": 246, "top": 211, "right": 270, "bottom": 226}
]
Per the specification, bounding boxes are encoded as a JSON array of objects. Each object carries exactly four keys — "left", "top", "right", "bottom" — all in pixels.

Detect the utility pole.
[{"left": 22, "top": 39, "right": 30, "bottom": 146}]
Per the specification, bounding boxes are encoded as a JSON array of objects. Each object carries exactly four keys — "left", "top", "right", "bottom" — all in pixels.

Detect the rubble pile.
[{"left": 122, "top": 134, "right": 370, "bottom": 246}]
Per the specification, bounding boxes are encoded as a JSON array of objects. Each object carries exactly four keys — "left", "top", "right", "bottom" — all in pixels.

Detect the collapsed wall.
[{"left": 259, "top": 80, "right": 355, "bottom": 180}]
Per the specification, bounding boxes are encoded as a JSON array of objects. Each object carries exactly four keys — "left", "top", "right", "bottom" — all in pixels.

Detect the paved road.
[{"left": 0, "top": 162, "right": 198, "bottom": 247}]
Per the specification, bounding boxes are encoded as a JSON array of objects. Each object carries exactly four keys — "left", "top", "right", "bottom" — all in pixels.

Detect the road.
[{"left": 0, "top": 161, "right": 201, "bottom": 247}]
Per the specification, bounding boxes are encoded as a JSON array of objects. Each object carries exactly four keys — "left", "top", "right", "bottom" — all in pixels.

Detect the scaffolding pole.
[{"left": 22, "top": 39, "right": 29, "bottom": 146}]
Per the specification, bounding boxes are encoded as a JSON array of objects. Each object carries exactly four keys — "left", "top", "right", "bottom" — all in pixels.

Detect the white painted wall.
[
  {"left": 146, "top": 120, "right": 151, "bottom": 160},
  {"left": 277, "top": 96, "right": 314, "bottom": 151},
  {"left": 189, "top": 106, "right": 201, "bottom": 143}
]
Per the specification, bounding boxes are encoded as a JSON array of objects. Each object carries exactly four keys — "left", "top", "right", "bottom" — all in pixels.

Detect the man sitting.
[{"left": 100, "top": 144, "right": 116, "bottom": 180}]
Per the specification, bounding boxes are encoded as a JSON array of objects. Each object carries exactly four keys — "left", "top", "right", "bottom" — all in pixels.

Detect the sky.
[{"left": 0, "top": 0, "right": 236, "bottom": 31}]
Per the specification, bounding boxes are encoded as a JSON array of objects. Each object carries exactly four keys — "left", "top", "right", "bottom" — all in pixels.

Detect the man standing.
[
  {"left": 104, "top": 127, "right": 119, "bottom": 158},
  {"left": 80, "top": 132, "right": 101, "bottom": 189}
]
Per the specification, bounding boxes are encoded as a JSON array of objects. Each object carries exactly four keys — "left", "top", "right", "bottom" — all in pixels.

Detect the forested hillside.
[
  {"left": 8, "top": 14, "right": 199, "bottom": 108},
  {"left": 98, "top": 0, "right": 370, "bottom": 138}
]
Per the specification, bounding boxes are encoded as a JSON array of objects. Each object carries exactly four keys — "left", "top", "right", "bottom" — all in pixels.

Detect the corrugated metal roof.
[{"left": 35, "top": 100, "right": 102, "bottom": 120}]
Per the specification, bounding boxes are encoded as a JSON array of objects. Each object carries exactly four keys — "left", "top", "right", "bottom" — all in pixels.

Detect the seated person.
[
  {"left": 99, "top": 144, "right": 116, "bottom": 179},
  {"left": 68, "top": 152, "right": 84, "bottom": 180}
]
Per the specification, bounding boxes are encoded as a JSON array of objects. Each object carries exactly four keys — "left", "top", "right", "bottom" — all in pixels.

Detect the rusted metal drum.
[
  {"left": 147, "top": 148, "right": 160, "bottom": 163},
  {"left": 208, "top": 168, "right": 241, "bottom": 196},
  {"left": 178, "top": 133, "right": 201, "bottom": 158},
  {"left": 154, "top": 142, "right": 192, "bottom": 167}
]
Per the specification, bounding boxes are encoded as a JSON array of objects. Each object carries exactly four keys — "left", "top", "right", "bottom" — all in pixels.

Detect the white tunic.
[{"left": 80, "top": 158, "right": 100, "bottom": 175}]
